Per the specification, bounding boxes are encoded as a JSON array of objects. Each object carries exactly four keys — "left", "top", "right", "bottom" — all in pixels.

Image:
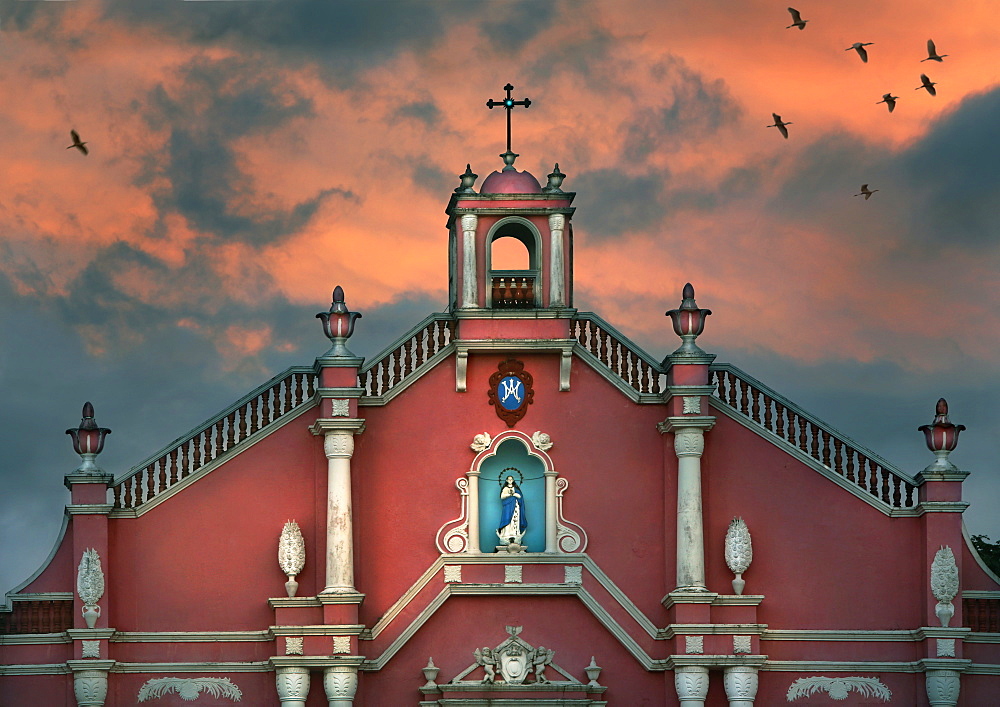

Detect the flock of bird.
[{"left": 772, "top": 7, "right": 952, "bottom": 199}]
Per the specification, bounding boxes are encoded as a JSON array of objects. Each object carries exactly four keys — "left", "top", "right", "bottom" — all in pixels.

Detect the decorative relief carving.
[
  {"left": 925, "top": 669, "right": 960, "bottom": 705},
  {"left": 724, "top": 666, "right": 759, "bottom": 700},
  {"left": 931, "top": 545, "right": 959, "bottom": 627},
  {"left": 733, "top": 635, "right": 752, "bottom": 654},
  {"left": 786, "top": 676, "right": 891, "bottom": 702},
  {"left": 74, "top": 670, "right": 109, "bottom": 706},
  {"left": 331, "top": 399, "right": 351, "bottom": 417},
  {"left": 444, "top": 565, "right": 462, "bottom": 583},
  {"left": 555, "top": 477, "right": 588, "bottom": 553},
  {"left": 323, "top": 666, "right": 358, "bottom": 699},
  {"left": 332, "top": 636, "right": 351, "bottom": 654},
  {"left": 684, "top": 635, "right": 704, "bottom": 654},
  {"left": 564, "top": 566, "right": 583, "bottom": 585},
  {"left": 77, "top": 548, "right": 105, "bottom": 629},
  {"left": 725, "top": 517, "right": 753, "bottom": 595},
  {"left": 436, "top": 478, "right": 471, "bottom": 553},
  {"left": 137, "top": 677, "right": 243, "bottom": 702},
  {"left": 488, "top": 359, "right": 534, "bottom": 428},
  {"left": 674, "top": 666, "right": 709, "bottom": 700},
  {"left": 530, "top": 431, "right": 553, "bottom": 451},
  {"left": 275, "top": 667, "right": 310, "bottom": 701},
  {"left": 323, "top": 431, "right": 354, "bottom": 459},
  {"left": 81, "top": 640, "right": 101, "bottom": 659},
  {"left": 505, "top": 565, "right": 523, "bottom": 583},
  {"left": 937, "top": 638, "right": 957, "bottom": 657},
  {"left": 284, "top": 637, "right": 304, "bottom": 655},
  {"left": 682, "top": 396, "right": 701, "bottom": 414},
  {"left": 673, "top": 429, "right": 705, "bottom": 458},
  {"left": 278, "top": 521, "right": 306, "bottom": 598},
  {"left": 471, "top": 432, "right": 492, "bottom": 452}
]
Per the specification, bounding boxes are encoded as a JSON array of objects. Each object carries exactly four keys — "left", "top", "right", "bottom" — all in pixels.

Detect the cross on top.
[{"left": 486, "top": 83, "right": 531, "bottom": 160}]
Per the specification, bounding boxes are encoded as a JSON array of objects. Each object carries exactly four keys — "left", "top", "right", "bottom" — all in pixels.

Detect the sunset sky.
[{"left": 2, "top": 0, "right": 999, "bottom": 595}]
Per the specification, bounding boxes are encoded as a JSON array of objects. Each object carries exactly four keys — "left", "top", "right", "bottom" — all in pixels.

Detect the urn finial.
[
  {"left": 918, "top": 398, "right": 965, "bottom": 471},
  {"left": 455, "top": 164, "right": 478, "bottom": 194},
  {"left": 665, "top": 283, "right": 712, "bottom": 355},
  {"left": 66, "top": 402, "right": 111, "bottom": 473},
  {"left": 542, "top": 163, "right": 566, "bottom": 193},
  {"left": 317, "top": 286, "right": 362, "bottom": 358}
]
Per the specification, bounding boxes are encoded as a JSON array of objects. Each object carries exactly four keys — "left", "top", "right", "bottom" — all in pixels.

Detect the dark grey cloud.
[
  {"left": 569, "top": 168, "right": 669, "bottom": 240},
  {"left": 480, "top": 0, "right": 557, "bottom": 54},
  {"left": 137, "top": 56, "right": 357, "bottom": 245},
  {"left": 410, "top": 160, "right": 454, "bottom": 197},
  {"left": 391, "top": 101, "right": 443, "bottom": 128}
]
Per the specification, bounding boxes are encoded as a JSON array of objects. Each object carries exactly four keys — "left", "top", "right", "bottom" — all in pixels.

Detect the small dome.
[{"left": 480, "top": 169, "right": 542, "bottom": 194}]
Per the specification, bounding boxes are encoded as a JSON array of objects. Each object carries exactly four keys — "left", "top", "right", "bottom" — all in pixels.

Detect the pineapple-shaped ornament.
[
  {"left": 278, "top": 521, "right": 306, "bottom": 598},
  {"left": 725, "top": 517, "right": 753, "bottom": 595}
]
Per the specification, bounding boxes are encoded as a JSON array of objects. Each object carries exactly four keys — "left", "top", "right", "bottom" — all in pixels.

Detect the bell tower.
[{"left": 445, "top": 84, "right": 576, "bottom": 314}]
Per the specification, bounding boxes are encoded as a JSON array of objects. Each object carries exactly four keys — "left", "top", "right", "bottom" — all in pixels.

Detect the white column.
[
  {"left": 323, "top": 431, "right": 355, "bottom": 593},
  {"left": 548, "top": 213, "right": 565, "bottom": 307},
  {"left": 467, "top": 469, "right": 481, "bottom": 553},
  {"left": 461, "top": 214, "right": 478, "bottom": 308},
  {"left": 724, "top": 666, "right": 758, "bottom": 707},
  {"left": 544, "top": 469, "right": 557, "bottom": 552},
  {"left": 926, "top": 669, "right": 961, "bottom": 706},
  {"left": 324, "top": 665, "right": 359, "bottom": 707},
  {"left": 675, "top": 427, "right": 707, "bottom": 590},
  {"left": 276, "top": 666, "right": 311, "bottom": 707},
  {"left": 675, "top": 665, "right": 710, "bottom": 707}
]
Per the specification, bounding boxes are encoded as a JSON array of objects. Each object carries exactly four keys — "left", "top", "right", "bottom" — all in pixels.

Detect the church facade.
[{"left": 2, "top": 147, "right": 999, "bottom": 706}]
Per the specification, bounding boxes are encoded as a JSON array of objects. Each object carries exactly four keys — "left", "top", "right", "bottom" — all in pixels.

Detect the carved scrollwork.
[
  {"left": 555, "top": 477, "right": 588, "bottom": 553},
  {"left": 436, "top": 478, "right": 471, "bottom": 553}
]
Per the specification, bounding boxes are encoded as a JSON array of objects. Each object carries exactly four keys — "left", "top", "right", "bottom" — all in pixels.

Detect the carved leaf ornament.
[
  {"left": 930, "top": 545, "right": 959, "bottom": 603},
  {"left": 488, "top": 359, "right": 534, "bottom": 428},
  {"left": 137, "top": 677, "right": 243, "bottom": 702},
  {"left": 278, "top": 521, "right": 306, "bottom": 577},
  {"left": 76, "top": 548, "right": 105, "bottom": 606},
  {"left": 725, "top": 518, "right": 752, "bottom": 574},
  {"left": 786, "top": 676, "right": 891, "bottom": 702}
]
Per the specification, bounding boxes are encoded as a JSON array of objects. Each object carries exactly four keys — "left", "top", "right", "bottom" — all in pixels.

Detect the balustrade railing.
[
  {"left": 111, "top": 368, "right": 317, "bottom": 509},
  {"left": 491, "top": 275, "right": 535, "bottom": 309},
  {"left": 571, "top": 314, "right": 665, "bottom": 395},
  {"left": 964, "top": 596, "right": 1000, "bottom": 632},
  {"left": 360, "top": 314, "right": 456, "bottom": 397},
  {"left": 0, "top": 599, "right": 73, "bottom": 634},
  {"left": 711, "top": 365, "right": 918, "bottom": 509}
]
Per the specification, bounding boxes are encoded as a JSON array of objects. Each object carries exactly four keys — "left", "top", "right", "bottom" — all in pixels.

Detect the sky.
[{"left": 1, "top": 0, "right": 998, "bottom": 597}]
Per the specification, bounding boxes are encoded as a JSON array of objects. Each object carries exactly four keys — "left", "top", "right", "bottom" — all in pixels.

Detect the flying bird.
[
  {"left": 922, "top": 39, "right": 948, "bottom": 62},
  {"left": 785, "top": 7, "right": 808, "bottom": 30},
  {"left": 854, "top": 184, "right": 878, "bottom": 200},
  {"left": 767, "top": 113, "right": 792, "bottom": 139},
  {"left": 876, "top": 93, "right": 898, "bottom": 113},
  {"left": 915, "top": 74, "right": 937, "bottom": 96},
  {"left": 67, "top": 130, "right": 88, "bottom": 155},
  {"left": 846, "top": 42, "right": 874, "bottom": 63}
]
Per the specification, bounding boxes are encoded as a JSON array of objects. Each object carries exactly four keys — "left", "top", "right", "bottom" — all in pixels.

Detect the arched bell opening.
[{"left": 486, "top": 218, "right": 542, "bottom": 309}]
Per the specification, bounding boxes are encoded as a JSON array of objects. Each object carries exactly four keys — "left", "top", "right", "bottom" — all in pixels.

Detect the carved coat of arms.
[{"left": 488, "top": 359, "right": 534, "bottom": 427}]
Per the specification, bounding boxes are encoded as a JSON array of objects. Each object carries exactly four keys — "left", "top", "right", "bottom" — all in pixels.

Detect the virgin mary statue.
[{"left": 497, "top": 475, "right": 527, "bottom": 545}]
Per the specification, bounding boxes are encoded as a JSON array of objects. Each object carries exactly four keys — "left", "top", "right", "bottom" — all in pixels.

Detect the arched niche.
[{"left": 486, "top": 217, "right": 542, "bottom": 309}]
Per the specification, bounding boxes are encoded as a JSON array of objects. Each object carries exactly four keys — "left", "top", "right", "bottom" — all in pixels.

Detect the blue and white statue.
[{"left": 497, "top": 475, "right": 527, "bottom": 546}]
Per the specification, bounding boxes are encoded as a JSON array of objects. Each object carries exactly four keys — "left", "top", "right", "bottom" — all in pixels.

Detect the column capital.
[{"left": 657, "top": 416, "right": 716, "bottom": 435}]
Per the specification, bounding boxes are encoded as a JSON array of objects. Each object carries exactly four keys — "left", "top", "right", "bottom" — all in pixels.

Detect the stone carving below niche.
[
  {"left": 456, "top": 626, "right": 574, "bottom": 686},
  {"left": 137, "top": 677, "right": 243, "bottom": 702},
  {"left": 786, "top": 676, "right": 891, "bottom": 702}
]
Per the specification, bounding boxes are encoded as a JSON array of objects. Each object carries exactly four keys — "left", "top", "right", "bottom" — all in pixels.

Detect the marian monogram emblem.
[{"left": 488, "top": 359, "right": 534, "bottom": 427}]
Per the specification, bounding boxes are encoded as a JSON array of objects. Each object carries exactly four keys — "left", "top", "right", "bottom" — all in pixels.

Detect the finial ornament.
[
  {"left": 542, "top": 163, "right": 566, "bottom": 193},
  {"left": 665, "top": 283, "right": 712, "bottom": 355},
  {"left": 486, "top": 83, "right": 531, "bottom": 165},
  {"left": 279, "top": 521, "right": 306, "bottom": 597},
  {"left": 77, "top": 548, "right": 105, "bottom": 628},
  {"left": 316, "top": 285, "right": 362, "bottom": 358},
  {"left": 455, "top": 164, "right": 478, "bottom": 193},
  {"left": 931, "top": 545, "right": 959, "bottom": 626},
  {"left": 66, "top": 402, "right": 112, "bottom": 474},
  {"left": 725, "top": 517, "right": 753, "bottom": 595},
  {"left": 918, "top": 398, "right": 965, "bottom": 471}
]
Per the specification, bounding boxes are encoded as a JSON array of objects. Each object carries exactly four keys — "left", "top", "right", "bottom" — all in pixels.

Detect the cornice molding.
[
  {"left": 308, "top": 419, "right": 365, "bottom": 436},
  {"left": 0, "top": 633, "right": 71, "bottom": 645},
  {"left": 68, "top": 628, "right": 115, "bottom": 640},
  {"left": 111, "top": 631, "right": 270, "bottom": 643},
  {"left": 111, "top": 661, "right": 271, "bottom": 673},
  {"left": 65, "top": 504, "right": 114, "bottom": 516},
  {"left": 0, "top": 663, "right": 70, "bottom": 675},
  {"left": 657, "top": 416, "right": 717, "bottom": 435},
  {"left": 271, "top": 625, "right": 365, "bottom": 637}
]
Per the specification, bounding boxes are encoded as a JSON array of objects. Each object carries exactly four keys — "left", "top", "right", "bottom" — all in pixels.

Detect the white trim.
[
  {"left": 111, "top": 631, "right": 271, "bottom": 643},
  {"left": 111, "top": 662, "right": 270, "bottom": 673},
  {"left": 109, "top": 402, "right": 317, "bottom": 518},
  {"left": 0, "top": 663, "right": 71, "bottom": 675},
  {"left": 0, "top": 633, "right": 71, "bottom": 645}
]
